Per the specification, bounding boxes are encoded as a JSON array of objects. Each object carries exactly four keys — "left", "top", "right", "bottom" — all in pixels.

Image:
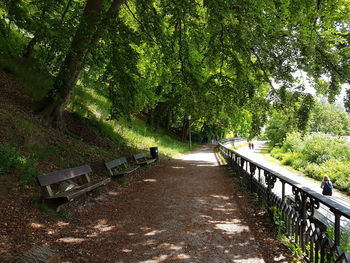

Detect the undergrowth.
[{"left": 270, "top": 132, "right": 350, "bottom": 194}]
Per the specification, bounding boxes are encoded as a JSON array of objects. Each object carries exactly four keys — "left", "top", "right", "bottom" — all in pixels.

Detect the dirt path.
[{"left": 1, "top": 145, "right": 294, "bottom": 263}]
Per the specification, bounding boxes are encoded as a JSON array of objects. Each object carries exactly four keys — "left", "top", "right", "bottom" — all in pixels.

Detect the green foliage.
[
  {"left": 117, "top": 176, "right": 128, "bottom": 184},
  {"left": 266, "top": 99, "right": 350, "bottom": 147},
  {"left": 0, "top": 144, "right": 21, "bottom": 174},
  {"left": 69, "top": 85, "right": 193, "bottom": 156},
  {"left": 0, "top": 56, "right": 53, "bottom": 101},
  {"left": 0, "top": 143, "right": 38, "bottom": 185},
  {"left": 2, "top": 0, "right": 350, "bottom": 144},
  {"left": 281, "top": 152, "right": 303, "bottom": 166},
  {"left": 18, "top": 156, "right": 39, "bottom": 185},
  {"left": 269, "top": 206, "right": 285, "bottom": 237},
  {"left": 270, "top": 132, "right": 350, "bottom": 193},
  {"left": 58, "top": 209, "right": 72, "bottom": 219},
  {"left": 327, "top": 226, "right": 350, "bottom": 254},
  {"left": 310, "top": 101, "right": 350, "bottom": 136}
]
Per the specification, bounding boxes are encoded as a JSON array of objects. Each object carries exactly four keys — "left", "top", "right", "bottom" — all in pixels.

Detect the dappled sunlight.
[
  {"left": 33, "top": 145, "right": 266, "bottom": 262},
  {"left": 214, "top": 222, "right": 249, "bottom": 235},
  {"left": 58, "top": 237, "right": 86, "bottom": 243},
  {"left": 213, "top": 207, "right": 235, "bottom": 213},
  {"left": 56, "top": 221, "right": 69, "bottom": 227},
  {"left": 93, "top": 219, "right": 115, "bottom": 232},
  {"left": 196, "top": 163, "right": 216, "bottom": 167},
  {"left": 210, "top": 194, "right": 230, "bottom": 200},
  {"left": 47, "top": 229, "right": 56, "bottom": 235},
  {"left": 145, "top": 230, "right": 165, "bottom": 236},
  {"left": 29, "top": 222, "right": 44, "bottom": 228},
  {"left": 175, "top": 253, "right": 190, "bottom": 259},
  {"left": 108, "top": 190, "right": 122, "bottom": 196},
  {"left": 158, "top": 243, "right": 183, "bottom": 251},
  {"left": 143, "top": 179, "right": 157, "bottom": 183},
  {"left": 144, "top": 239, "right": 157, "bottom": 245}
]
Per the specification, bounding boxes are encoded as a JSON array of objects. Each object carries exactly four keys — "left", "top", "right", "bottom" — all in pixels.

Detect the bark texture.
[{"left": 37, "top": 0, "right": 125, "bottom": 129}]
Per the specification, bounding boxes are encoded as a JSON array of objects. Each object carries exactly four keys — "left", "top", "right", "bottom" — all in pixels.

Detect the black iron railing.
[{"left": 218, "top": 140, "right": 350, "bottom": 263}]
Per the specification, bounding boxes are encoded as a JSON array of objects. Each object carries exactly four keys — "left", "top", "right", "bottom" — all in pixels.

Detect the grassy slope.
[{"left": 0, "top": 60, "right": 191, "bottom": 193}]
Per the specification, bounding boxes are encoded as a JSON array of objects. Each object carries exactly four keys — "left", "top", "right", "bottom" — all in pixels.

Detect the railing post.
[
  {"left": 281, "top": 181, "right": 286, "bottom": 201},
  {"left": 333, "top": 211, "right": 341, "bottom": 247}
]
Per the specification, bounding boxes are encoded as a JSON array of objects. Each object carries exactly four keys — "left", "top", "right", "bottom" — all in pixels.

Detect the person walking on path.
[{"left": 321, "top": 175, "right": 333, "bottom": 196}]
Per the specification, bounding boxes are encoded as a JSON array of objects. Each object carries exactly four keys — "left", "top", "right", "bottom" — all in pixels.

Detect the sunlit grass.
[{"left": 70, "top": 85, "right": 192, "bottom": 157}]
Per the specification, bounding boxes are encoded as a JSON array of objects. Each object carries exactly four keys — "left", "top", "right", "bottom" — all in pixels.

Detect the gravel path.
[
  {"left": 72, "top": 145, "right": 266, "bottom": 263},
  {"left": 1, "top": 145, "right": 295, "bottom": 262}
]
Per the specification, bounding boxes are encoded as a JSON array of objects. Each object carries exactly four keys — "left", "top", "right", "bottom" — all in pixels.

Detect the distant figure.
[
  {"left": 321, "top": 175, "right": 333, "bottom": 196},
  {"left": 251, "top": 142, "right": 254, "bottom": 150},
  {"left": 248, "top": 143, "right": 252, "bottom": 150}
]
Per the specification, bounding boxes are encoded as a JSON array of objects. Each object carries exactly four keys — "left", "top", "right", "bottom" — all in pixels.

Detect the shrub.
[
  {"left": 302, "top": 163, "right": 323, "bottom": 180},
  {"left": 300, "top": 133, "right": 350, "bottom": 164},
  {"left": 320, "top": 160, "right": 350, "bottom": 192},
  {"left": 0, "top": 144, "right": 21, "bottom": 174},
  {"left": 281, "top": 152, "right": 303, "bottom": 166},
  {"left": 270, "top": 147, "right": 285, "bottom": 160},
  {"left": 290, "top": 158, "right": 307, "bottom": 170},
  {"left": 282, "top": 132, "right": 303, "bottom": 153},
  {"left": 19, "top": 157, "right": 39, "bottom": 185},
  {"left": 0, "top": 143, "right": 38, "bottom": 184}
]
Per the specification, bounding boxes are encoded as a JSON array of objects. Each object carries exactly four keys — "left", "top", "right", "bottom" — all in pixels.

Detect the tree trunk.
[
  {"left": 181, "top": 119, "right": 190, "bottom": 142},
  {"left": 37, "top": 0, "right": 125, "bottom": 129},
  {"left": 22, "top": 37, "right": 37, "bottom": 59}
]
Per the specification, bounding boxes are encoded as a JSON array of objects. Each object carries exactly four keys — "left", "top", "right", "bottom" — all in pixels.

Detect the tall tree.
[{"left": 36, "top": 0, "right": 125, "bottom": 129}]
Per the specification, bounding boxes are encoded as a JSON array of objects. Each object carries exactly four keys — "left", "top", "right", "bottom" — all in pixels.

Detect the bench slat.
[
  {"left": 134, "top": 153, "right": 156, "bottom": 166},
  {"left": 44, "top": 178, "right": 110, "bottom": 201},
  {"left": 113, "top": 166, "right": 138, "bottom": 176},
  {"left": 38, "top": 165, "right": 92, "bottom": 186},
  {"left": 105, "top": 157, "right": 127, "bottom": 170},
  {"left": 134, "top": 153, "right": 146, "bottom": 160}
]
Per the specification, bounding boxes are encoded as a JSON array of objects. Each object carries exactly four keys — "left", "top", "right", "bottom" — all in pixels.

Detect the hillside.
[{"left": 0, "top": 69, "right": 192, "bottom": 260}]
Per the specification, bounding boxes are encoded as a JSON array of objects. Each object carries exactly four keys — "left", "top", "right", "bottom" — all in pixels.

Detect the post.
[
  {"left": 188, "top": 115, "right": 192, "bottom": 150},
  {"left": 334, "top": 212, "right": 341, "bottom": 247}
]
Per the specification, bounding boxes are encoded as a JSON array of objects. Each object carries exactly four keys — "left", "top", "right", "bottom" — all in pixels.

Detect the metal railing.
[{"left": 218, "top": 141, "right": 350, "bottom": 263}]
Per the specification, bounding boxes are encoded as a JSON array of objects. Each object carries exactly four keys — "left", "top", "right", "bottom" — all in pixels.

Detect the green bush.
[
  {"left": 290, "top": 158, "right": 307, "bottom": 170},
  {"left": 0, "top": 143, "right": 38, "bottom": 184},
  {"left": 0, "top": 144, "right": 21, "bottom": 174},
  {"left": 320, "top": 160, "right": 350, "bottom": 192},
  {"left": 302, "top": 162, "right": 323, "bottom": 180},
  {"left": 282, "top": 132, "right": 303, "bottom": 153},
  {"left": 301, "top": 133, "right": 350, "bottom": 164},
  {"left": 19, "top": 157, "right": 39, "bottom": 185},
  {"left": 281, "top": 152, "right": 303, "bottom": 166},
  {"left": 270, "top": 147, "right": 285, "bottom": 160}
]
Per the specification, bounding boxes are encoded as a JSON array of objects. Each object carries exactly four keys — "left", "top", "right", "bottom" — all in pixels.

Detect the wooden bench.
[
  {"left": 133, "top": 153, "right": 156, "bottom": 166},
  {"left": 37, "top": 165, "right": 110, "bottom": 202},
  {"left": 105, "top": 157, "right": 139, "bottom": 177}
]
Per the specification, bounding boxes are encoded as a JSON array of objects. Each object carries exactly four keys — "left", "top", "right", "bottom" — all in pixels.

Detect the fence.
[{"left": 218, "top": 140, "right": 350, "bottom": 263}]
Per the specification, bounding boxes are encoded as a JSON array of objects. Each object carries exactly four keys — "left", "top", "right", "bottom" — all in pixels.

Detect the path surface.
[
  {"left": 77, "top": 145, "right": 266, "bottom": 263},
  {"left": 1, "top": 145, "right": 295, "bottom": 263}
]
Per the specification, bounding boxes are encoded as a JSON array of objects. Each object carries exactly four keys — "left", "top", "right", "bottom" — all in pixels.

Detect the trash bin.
[{"left": 150, "top": 146, "right": 160, "bottom": 163}]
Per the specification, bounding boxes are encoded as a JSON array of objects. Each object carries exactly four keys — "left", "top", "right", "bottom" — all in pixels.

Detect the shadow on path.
[{"left": 11, "top": 145, "right": 292, "bottom": 263}]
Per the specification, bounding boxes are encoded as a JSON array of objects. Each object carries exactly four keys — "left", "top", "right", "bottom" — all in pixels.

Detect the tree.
[
  {"left": 2, "top": 0, "right": 349, "bottom": 139},
  {"left": 36, "top": 0, "right": 125, "bottom": 129},
  {"left": 310, "top": 101, "right": 350, "bottom": 136}
]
